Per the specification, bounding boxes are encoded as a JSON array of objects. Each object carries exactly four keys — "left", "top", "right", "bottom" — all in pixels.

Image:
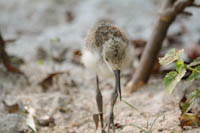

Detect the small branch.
[
  {"left": 0, "top": 33, "right": 10, "bottom": 65},
  {"left": 181, "top": 11, "right": 193, "bottom": 16},
  {"left": 127, "top": 0, "right": 200, "bottom": 92},
  {"left": 191, "top": 3, "right": 200, "bottom": 7},
  {"left": 173, "top": 0, "right": 194, "bottom": 13},
  {"left": 0, "top": 32, "right": 23, "bottom": 74},
  {"left": 186, "top": 65, "right": 200, "bottom": 74},
  {"left": 5, "top": 38, "right": 17, "bottom": 43}
]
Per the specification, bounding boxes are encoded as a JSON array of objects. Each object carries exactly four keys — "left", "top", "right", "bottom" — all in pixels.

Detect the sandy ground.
[
  {"left": 1, "top": 63, "right": 199, "bottom": 133},
  {"left": 1, "top": 0, "right": 200, "bottom": 133}
]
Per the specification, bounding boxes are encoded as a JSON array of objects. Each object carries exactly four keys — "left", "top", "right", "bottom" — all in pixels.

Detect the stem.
[
  {"left": 186, "top": 65, "right": 200, "bottom": 74},
  {"left": 121, "top": 99, "right": 139, "bottom": 112}
]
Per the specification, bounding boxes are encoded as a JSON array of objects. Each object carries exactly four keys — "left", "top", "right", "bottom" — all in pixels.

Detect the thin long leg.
[
  {"left": 104, "top": 84, "right": 118, "bottom": 133},
  {"left": 96, "top": 75, "right": 105, "bottom": 133}
]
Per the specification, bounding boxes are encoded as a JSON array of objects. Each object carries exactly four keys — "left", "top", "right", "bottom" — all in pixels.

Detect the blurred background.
[{"left": 1, "top": 0, "right": 200, "bottom": 62}]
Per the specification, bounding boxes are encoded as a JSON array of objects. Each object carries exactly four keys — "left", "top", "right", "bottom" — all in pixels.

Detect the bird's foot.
[
  {"left": 99, "top": 112, "right": 105, "bottom": 133},
  {"left": 103, "top": 112, "right": 115, "bottom": 133}
]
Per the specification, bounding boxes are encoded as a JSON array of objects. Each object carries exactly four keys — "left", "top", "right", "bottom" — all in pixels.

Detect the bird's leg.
[
  {"left": 104, "top": 70, "right": 120, "bottom": 133},
  {"left": 104, "top": 83, "right": 118, "bottom": 133},
  {"left": 96, "top": 75, "right": 105, "bottom": 133}
]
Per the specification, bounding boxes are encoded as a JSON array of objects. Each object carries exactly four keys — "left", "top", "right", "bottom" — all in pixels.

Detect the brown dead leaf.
[
  {"left": 39, "top": 72, "right": 64, "bottom": 91},
  {"left": 114, "top": 123, "right": 123, "bottom": 129},
  {"left": 179, "top": 113, "right": 200, "bottom": 128},
  {"left": 2, "top": 100, "right": 19, "bottom": 113},
  {"left": 72, "top": 49, "right": 82, "bottom": 65},
  {"left": 4, "top": 63, "right": 23, "bottom": 74},
  {"left": 93, "top": 113, "right": 99, "bottom": 131},
  {"left": 0, "top": 33, "right": 24, "bottom": 75},
  {"left": 66, "top": 11, "right": 74, "bottom": 23}
]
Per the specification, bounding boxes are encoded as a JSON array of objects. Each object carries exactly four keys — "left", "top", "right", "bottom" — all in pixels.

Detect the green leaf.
[
  {"left": 164, "top": 69, "right": 186, "bottom": 93},
  {"left": 164, "top": 71, "right": 177, "bottom": 88},
  {"left": 181, "top": 89, "right": 200, "bottom": 114},
  {"left": 159, "top": 48, "right": 184, "bottom": 66},
  {"left": 187, "top": 65, "right": 200, "bottom": 81},
  {"left": 188, "top": 57, "right": 200, "bottom": 67},
  {"left": 176, "top": 59, "right": 185, "bottom": 73}
]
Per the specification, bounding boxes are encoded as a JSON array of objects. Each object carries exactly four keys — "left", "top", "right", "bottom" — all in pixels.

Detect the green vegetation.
[{"left": 159, "top": 48, "right": 200, "bottom": 114}]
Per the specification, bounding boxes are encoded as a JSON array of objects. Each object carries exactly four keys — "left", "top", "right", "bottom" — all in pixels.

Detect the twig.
[
  {"left": 181, "top": 11, "right": 193, "bottom": 16},
  {"left": 127, "top": 0, "right": 200, "bottom": 92},
  {"left": 121, "top": 99, "right": 139, "bottom": 112},
  {"left": 191, "top": 3, "right": 200, "bottom": 7},
  {"left": 0, "top": 32, "right": 27, "bottom": 77},
  {"left": 186, "top": 65, "right": 200, "bottom": 74}
]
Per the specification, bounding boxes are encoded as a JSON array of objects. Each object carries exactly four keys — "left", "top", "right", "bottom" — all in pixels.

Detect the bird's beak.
[{"left": 114, "top": 70, "right": 121, "bottom": 100}]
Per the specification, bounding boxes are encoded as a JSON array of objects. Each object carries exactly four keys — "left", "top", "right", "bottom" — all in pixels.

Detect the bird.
[{"left": 81, "top": 20, "right": 133, "bottom": 133}]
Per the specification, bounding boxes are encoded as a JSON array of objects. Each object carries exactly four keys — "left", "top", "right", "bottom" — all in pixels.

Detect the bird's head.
[{"left": 102, "top": 38, "right": 131, "bottom": 100}]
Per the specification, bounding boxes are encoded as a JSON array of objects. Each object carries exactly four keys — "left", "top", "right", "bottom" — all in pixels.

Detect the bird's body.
[
  {"left": 82, "top": 21, "right": 132, "bottom": 133},
  {"left": 82, "top": 21, "right": 132, "bottom": 77}
]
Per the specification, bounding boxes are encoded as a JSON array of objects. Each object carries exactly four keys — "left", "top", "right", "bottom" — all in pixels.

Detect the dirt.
[
  {"left": 1, "top": 66, "right": 200, "bottom": 133},
  {"left": 1, "top": 0, "right": 200, "bottom": 133}
]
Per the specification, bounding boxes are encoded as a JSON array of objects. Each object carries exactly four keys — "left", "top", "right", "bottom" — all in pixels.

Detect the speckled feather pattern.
[
  {"left": 81, "top": 21, "right": 132, "bottom": 77},
  {"left": 84, "top": 21, "right": 129, "bottom": 53}
]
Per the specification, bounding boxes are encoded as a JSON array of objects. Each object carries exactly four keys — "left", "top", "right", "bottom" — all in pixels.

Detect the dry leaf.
[
  {"left": 114, "top": 123, "right": 123, "bottom": 129},
  {"left": 93, "top": 113, "right": 99, "bottom": 131},
  {"left": 2, "top": 100, "right": 19, "bottom": 113},
  {"left": 4, "top": 62, "right": 23, "bottom": 74},
  {"left": 179, "top": 113, "right": 200, "bottom": 128},
  {"left": 0, "top": 34, "right": 24, "bottom": 74},
  {"left": 39, "top": 72, "right": 64, "bottom": 91},
  {"left": 66, "top": 11, "right": 74, "bottom": 23},
  {"left": 72, "top": 49, "right": 82, "bottom": 65}
]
